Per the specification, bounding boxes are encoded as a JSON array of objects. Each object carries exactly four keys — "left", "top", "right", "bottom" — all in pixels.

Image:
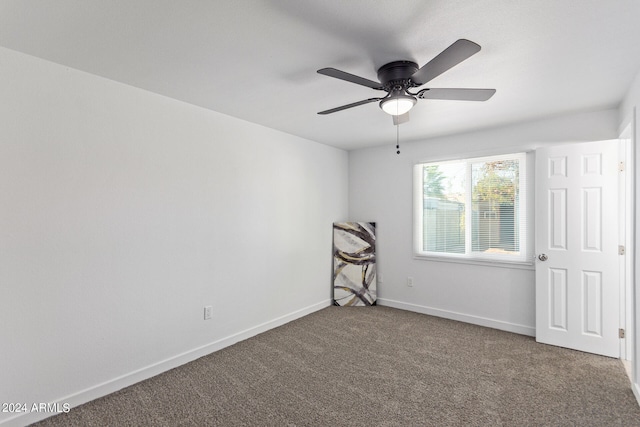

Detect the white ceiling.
[{"left": 1, "top": 0, "right": 640, "bottom": 151}]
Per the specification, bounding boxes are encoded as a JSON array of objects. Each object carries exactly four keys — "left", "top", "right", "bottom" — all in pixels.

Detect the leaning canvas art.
[{"left": 332, "top": 222, "right": 377, "bottom": 306}]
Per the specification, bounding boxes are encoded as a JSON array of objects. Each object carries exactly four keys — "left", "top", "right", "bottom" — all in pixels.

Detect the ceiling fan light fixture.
[
  {"left": 380, "top": 93, "right": 416, "bottom": 116},
  {"left": 317, "top": 39, "right": 494, "bottom": 122}
]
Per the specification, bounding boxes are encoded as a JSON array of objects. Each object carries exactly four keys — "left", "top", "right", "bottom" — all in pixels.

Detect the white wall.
[
  {"left": 619, "top": 67, "right": 640, "bottom": 404},
  {"left": 0, "top": 47, "right": 348, "bottom": 426},
  {"left": 349, "top": 108, "right": 619, "bottom": 335}
]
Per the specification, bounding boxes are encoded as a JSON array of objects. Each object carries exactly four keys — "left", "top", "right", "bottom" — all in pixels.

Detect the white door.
[{"left": 535, "top": 140, "right": 620, "bottom": 358}]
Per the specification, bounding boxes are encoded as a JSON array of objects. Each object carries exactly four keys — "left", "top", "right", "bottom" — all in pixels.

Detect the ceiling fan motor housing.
[{"left": 377, "top": 61, "right": 419, "bottom": 91}]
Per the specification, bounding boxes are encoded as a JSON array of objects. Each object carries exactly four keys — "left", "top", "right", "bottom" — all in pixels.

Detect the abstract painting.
[{"left": 333, "top": 222, "right": 377, "bottom": 306}]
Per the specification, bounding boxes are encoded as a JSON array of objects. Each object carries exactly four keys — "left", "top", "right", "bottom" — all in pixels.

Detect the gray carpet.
[{"left": 33, "top": 306, "right": 640, "bottom": 426}]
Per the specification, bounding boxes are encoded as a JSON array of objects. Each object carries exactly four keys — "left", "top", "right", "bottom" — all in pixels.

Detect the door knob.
[{"left": 538, "top": 253, "right": 548, "bottom": 261}]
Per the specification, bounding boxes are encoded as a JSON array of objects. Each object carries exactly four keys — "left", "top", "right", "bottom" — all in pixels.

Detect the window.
[{"left": 413, "top": 153, "right": 529, "bottom": 264}]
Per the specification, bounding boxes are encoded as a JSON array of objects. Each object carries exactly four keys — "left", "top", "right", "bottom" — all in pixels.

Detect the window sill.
[{"left": 413, "top": 254, "right": 535, "bottom": 270}]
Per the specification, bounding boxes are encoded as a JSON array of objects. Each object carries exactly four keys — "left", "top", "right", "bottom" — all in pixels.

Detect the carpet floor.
[{"left": 33, "top": 306, "right": 640, "bottom": 426}]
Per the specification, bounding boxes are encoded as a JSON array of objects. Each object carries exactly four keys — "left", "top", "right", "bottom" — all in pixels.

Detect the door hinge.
[
  {"left": 619, "top": 161, "right": 625, "bottom": 172},
  {"left": 619, "top": 328, "right": 626, "bottom": 339},
  {"left": 619, "top": 245, "right": 626, "bottom": 255}
]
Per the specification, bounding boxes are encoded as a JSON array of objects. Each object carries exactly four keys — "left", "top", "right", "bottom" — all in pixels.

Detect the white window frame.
[{"left": 413, "top": 152, "right": 531, "bottom": 267}]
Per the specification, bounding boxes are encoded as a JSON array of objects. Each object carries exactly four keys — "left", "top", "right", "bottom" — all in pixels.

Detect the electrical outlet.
[
  {"left": 204, "top": 306, "right": 212, "bottom": 320},
  {"left": 378, "top": 274, "right": 384, "bottom": 283},
  {"left": 407, "top": 277, "right": 414, "bottom": 287}
]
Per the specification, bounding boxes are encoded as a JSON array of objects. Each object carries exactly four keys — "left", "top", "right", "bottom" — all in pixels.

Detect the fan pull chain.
[{"left": 396, "top": 121, "right": 400, "bottom": 154}]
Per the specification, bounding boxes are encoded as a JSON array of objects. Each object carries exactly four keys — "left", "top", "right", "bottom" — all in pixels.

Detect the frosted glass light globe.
[{"left": 380, "top": 95, "right": 416, "bottom": 116}]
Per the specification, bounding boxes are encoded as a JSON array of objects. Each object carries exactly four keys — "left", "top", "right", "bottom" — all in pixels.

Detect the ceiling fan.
[{"left": 317, "top": 39, "right": 496, "bottom": 125}]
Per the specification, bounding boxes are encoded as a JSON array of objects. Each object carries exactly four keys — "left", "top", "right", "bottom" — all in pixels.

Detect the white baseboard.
[
  {"left": 377, "top": 298, "right": 536, "bottom": 337},
  {"left": 2, "top": 299, "right": 332, "bottom": 427},
  {"left": 633, "top": 382, "right": 640, "bottom": 408}
]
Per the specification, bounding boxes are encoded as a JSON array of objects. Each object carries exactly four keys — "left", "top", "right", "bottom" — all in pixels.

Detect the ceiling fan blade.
[
  {"left": 417, "top": 88, "right": 496, "bottom": 101},
  {"left": 317, "top": 98, "right": 383, "bottom": 115},
  {"left": 317, "top": 68, "right": 384, "bottom": 90},
  {"left": 411, "top": 39, "right": 481, "bottom": 86},
  {"left": 393, "top": 112, "right": 410, "bottom": 125}
]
